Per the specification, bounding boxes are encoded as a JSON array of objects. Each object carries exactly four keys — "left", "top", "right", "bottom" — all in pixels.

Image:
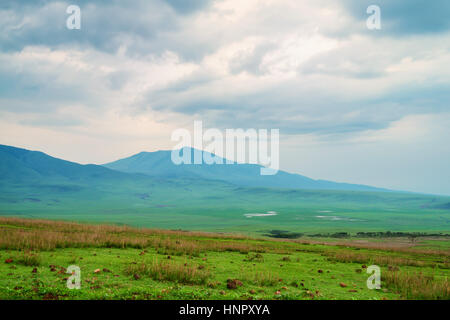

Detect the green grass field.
[
  {"left": 1, "top": 178, "right": 450, "bottom": 236},
  {"left": 0, "top": 218, "right": 448, "bottom": 300},
  {"left": 2, "top": 144, "right": 450, "bottom": 237}
]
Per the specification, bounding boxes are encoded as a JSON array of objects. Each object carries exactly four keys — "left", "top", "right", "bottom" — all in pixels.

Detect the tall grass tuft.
[
  {"left": 382, "top": 271, "right": 449, "bottom": 300},
  {"left": 248, "top": 271, "right": 279, "bottom": 287},
  {"left": 0, "top": 217, "right": 276, "bottom": 254},
  {"left": 16, "top": 251, "right": 41, "bottom": 266},
  {"left": 324, "top": 251, "right": 439, "bottom": 268},
  {"left": 125, "top": 260, "right": 210, "bottom": 285}
]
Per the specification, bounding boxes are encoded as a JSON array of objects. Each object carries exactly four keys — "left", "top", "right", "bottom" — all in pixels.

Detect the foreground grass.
[
  {"left": 382, "top": 271, "right": 449, "bottom": 300},
  {"left": 125, "top": 260, "right": 210, "bottom": 285},
  {"left": 0, "top": 217, "right": 448, "bottom": 300}
]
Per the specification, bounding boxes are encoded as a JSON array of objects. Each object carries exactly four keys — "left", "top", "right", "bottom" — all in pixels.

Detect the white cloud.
[{"left": 1, "top": 0, "right": 450, "bottom": 194}]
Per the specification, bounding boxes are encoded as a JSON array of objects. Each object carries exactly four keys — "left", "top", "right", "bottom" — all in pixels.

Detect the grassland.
[
  {"left": 2, "top": 177, "right": 450, "bottom": 237},
  {"left": 0, "top": 217, "right": 448, "bottom": 300}
]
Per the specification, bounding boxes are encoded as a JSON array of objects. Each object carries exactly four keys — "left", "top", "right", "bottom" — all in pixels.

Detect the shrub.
[{"left": 244, "top": 253, "right": 264, "bottom": 263}]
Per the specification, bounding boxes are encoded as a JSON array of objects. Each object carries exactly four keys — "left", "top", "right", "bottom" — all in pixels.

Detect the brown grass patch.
[
  {"left": 125, "top": 260, "right": 210, "bottom": 285},
  {"left": 383, "top": 271, "right": 449, "bottom": 300},
  {"left": 0, "top": 217, "right": 282, "bottom": 255},
  {"left": 324, "top": 250, "right": 440, "bottom": 268}
]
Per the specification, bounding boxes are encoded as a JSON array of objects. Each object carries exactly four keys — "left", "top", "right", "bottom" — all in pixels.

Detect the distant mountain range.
[
  {"left": 0, "top": 144, "right": 128, "bottom": 183},
  {"left": 103, "top": 147, "right": 389, "bottom": 192},
  {"left": 1, "top": 144, "right": 448, "bottom": 234},
  {"left": 0, "top": 144, "right": 388, "bottom": 192}
]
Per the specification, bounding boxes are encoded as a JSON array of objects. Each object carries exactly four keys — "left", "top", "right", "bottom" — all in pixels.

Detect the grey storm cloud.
[
  {"left": 1, "top": 1, "right": 449, "bottom": 195},
  {"left": 0, "top": 0, "right": 218, "bottom": 60},
  {"left": 1, "top": 0, "right": 450, "bottom": 136},
  {"left": 229, "top": 42, "right": 279, "bottom": 76},
  {"left": 164, "top": 0, "right": 215, "bottom": 14},
  {"left": 2, "top": 0, "right": 450, "bottom": 59},
  {"left": 0, "top": 66, "right": 80, "bottom": 109},
  {"left": 139, "top": 49, "right": 450, "bottom": 135},
  {"left": 144, "top": 80, "right": 392, "bottom": 134},
  {"left": 341, "top": 0, "right": 450, "bottom": 35},
  {"left": 0, "top": 1, "right": 174, "bottom": 53}
]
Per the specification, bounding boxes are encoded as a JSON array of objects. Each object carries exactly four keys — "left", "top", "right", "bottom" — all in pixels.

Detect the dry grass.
[
  {"left": 246, "top": 271, "right": 279, "bottom": 287},
  {"left": 0, "top": 217, "right": 447, "bottom": 267},
  {"left": 0, "top": 217, "right": 279, "bottom": 255},
  {"left": 333, "top": 241, "right": 450, "bottom": 258},
  {"left": 324, "top": 250, "right": 441, "bottom": 268},
  {"left": 0, "top": 226, "right": 151, "bottom": 250},
  {"left": 15, "top": 251, "right": 41, "bottom": 266},
  {"left": 383, "top": 271, "right": 449, "bottom": 300},
  {"left": 244, "top": 253, "right": 265, "bottom": 263},
  {"left": 0, "top": 217, "right": 249, "bottom": 241},
  {"left": 125, "top": 260, "right": 210, "bottom": 285},
  {"left": 291, "top": 237, "right": 450, "bottom": 258}
]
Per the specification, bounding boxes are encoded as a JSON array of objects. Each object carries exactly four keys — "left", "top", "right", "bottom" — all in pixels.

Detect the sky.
[{"left": 0, "top": 0, "right": 449, "bottom": 195}]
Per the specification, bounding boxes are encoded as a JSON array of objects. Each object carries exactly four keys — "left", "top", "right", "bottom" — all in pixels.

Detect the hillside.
[
  {"left": 0, "top": 144, "right": 130, "bottom": 183},
  {"left": 104, "top": 148, "right": 389, "bottom": 192},
  {"left": 0, "top": 144, "right": 449, "bottom": 235}
]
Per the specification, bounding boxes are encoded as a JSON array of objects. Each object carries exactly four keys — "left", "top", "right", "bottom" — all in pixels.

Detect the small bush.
[
  {"left": 244, "top": 253, "right": 264, "bottom": 263},
  {"left": 264, "top": 230, "right": 303, "bottom": 239},
  {"left": 207, "top": 281, "right": 221, "bottom": 288}
]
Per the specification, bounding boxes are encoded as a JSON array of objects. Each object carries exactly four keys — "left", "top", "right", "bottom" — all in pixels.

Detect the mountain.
[
  {"left": 103, "top": 147, "right": 389, "bottom": 192},
  {"left": 0, "top": 144, "right": 130, "bottom": 183},
  {"left": 0, "top": 144, "right": 448, "bottom": 234},
  {"left": 0, "top": 144, "right": 242, "bottom": 206},
  {"left": 0, "top": 144, "right": 387, "bottom": 193}
]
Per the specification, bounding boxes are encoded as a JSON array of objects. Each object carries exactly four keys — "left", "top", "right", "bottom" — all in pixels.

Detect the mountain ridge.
[
  {"left": 1, "top": 144, "right": 449, "bottom": 234},
  {"left": 103, "top": 147, "right": 391, "bottom": 192},
  {"left": 0, "top": 144, "right": 131, "bottom": 183}
]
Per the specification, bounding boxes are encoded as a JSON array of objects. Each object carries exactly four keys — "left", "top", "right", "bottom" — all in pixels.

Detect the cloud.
[
  {"left": 164, "top": 0, "right": 215, "bottom": 14},
  {"left": 0, "top": 0, "right": 450, "bottom": 194},
  {"left": 0, "top": 0, "right": 183, "bottom": 58},
  {"left": 280, "top": 112, "right": 450, "bottom": 195},
  {"left": 2, "top": 0, "right": 450, "bottom": 135},
  {"left": 341, "top": 0, "right": 450, "bottom": 35},
  {"left": 140, "top": 30, "right": 450, "bottom": 135}
]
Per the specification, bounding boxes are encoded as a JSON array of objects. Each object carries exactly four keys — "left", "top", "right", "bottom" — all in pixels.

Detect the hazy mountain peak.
[{"left": 103, "top": 148, "right": 388, "bottom": 192}]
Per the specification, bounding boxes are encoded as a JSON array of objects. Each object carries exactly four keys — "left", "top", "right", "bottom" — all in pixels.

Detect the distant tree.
[{"left": 409, "top": 234, "right": 418, "bottom": 244}]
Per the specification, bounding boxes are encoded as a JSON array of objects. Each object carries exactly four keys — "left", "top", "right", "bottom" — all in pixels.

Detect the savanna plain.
[{"left": 0, "top": 217, "right": 448, "bottom": 300}]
